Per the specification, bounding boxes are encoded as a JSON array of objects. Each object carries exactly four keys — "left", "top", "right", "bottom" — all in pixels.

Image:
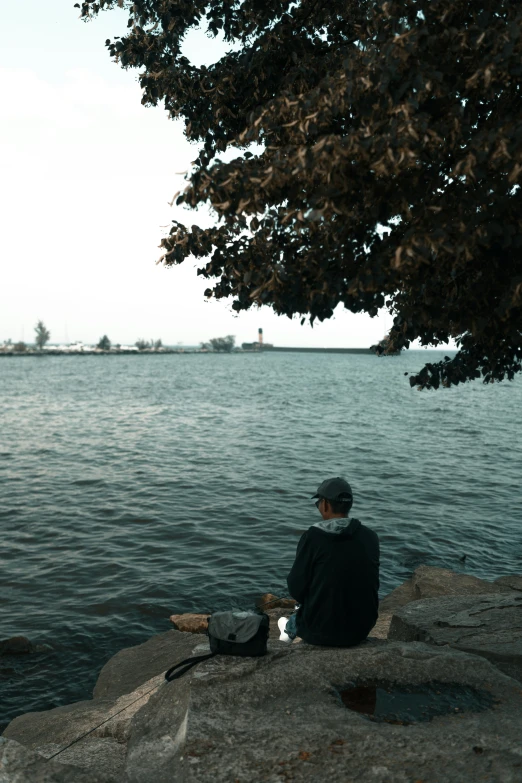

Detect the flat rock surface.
[
  {"left": 494, "top": 574, "right": 522, "bottom": 592},
  {"left": 388, "top": 592, "right": 522, "bottom": 683},
  {"left": 0, "top": 737, "right": 115, "bottom": 783},
  {"left": 125, "top": 638, "right": 522, "bottom": 783},
  {"left": 33, "top": 738, "right": 128, "bottom": 782}
]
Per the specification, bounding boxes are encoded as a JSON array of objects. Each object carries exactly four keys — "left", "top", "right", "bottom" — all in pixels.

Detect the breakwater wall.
[
  {"left": 263, "top": 346, "right": 374, "bottom": 354},
  {"left": 241, "top": 345, "right": 375, "bottom": 354}
]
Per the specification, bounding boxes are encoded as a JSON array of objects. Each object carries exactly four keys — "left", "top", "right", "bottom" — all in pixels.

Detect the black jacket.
[{"left": 286, "top": 517, "right": 380, "bottom": 646}]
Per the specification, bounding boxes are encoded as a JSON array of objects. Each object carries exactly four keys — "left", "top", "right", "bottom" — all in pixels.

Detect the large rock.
[
  {"left": 372, "top": 566, "right": 521, "bottom": 640},
  {"left": 2, "top": 676, "right": 163, "bottom": 780},
  {"left": 93, "top": 630, "right": 200, "bottom": 700},
  {"left": 367, "top": 578, "right": 414, "bottom": 640},
  {"left": 379, "top": 565, "right": 515, "bottom": 611},
  {"left": 410, "top": 565, "right": 516, "bottom": 600},
  {"left": 0, "top": 737, "right": 115, "bottom": 782},
  {"left": 388, "top": 592, "right": 522, "bottom": 683},
  {"left": 0, "top": 637, "right": 36, "bottom": 656},
  {"left": 123, "top": 638, "right": 522, "bottom": 783},
  {"left": 124, "top": 670, "right": 192, "bottom": 783}
]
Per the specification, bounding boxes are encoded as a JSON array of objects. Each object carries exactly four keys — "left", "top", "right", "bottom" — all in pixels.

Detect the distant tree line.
[
  {"left": 1, "top": 339, "right": 27, "bottom": 352},
  {"left": 1, "top": 320, "right": 51, "bottom": 352},
  {"left": 135, "top": 338, "right": 163, "bottom": 351},
  {"left": 1, "top": 323, "right": 167, "bottom": 351},
  {"left": 4, "top": 322, "right": 239, "bottom": 355},
  {"left": 97, "top": 336, "right": 165, "bottom": 350}
]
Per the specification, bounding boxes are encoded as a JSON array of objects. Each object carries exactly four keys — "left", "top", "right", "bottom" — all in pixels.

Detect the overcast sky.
[{"left": 1, "top": 0, "right": 427, "bottom": 348}]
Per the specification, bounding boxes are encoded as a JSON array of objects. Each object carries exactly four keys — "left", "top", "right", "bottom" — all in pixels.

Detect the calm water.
[{"left": 1, "top": 351, "right": 521, "bottom": 730}]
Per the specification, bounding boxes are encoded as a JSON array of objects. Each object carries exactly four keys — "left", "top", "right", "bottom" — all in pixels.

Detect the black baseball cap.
[{"left": 312, "top": 477, "right": 353, "bottom": 502}]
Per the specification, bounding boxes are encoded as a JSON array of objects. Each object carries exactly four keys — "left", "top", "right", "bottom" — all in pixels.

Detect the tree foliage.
[
  {"left": 34, "top": 320, "right": 50, "bottom": 350},
  {"left": 79, "top": 0, "right": 522, "bottom": 388},
  {"left": 375, "top": 331, "right": 402, "bottom": 356},
  {"left": 135, "top": 337, "right": 163, "bottom": 349},
  {"left": 135, "top": 338, "right": 151, "bottom": 350},
  {"left": 97, "top": 334, "right": 112, "bottom": 350},
  {"left": 201, "top": 335, "right": 236, "bottom": 352}
]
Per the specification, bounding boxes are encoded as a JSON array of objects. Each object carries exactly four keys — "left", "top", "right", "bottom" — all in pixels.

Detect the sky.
[{"left": 1, "top": 0, "right": 421, "bottom": 348}]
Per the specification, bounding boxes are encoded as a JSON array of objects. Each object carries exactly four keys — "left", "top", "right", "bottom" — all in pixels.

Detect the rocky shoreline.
[{"left": 1, "top": 565, "right": 521, "bottom": 782}]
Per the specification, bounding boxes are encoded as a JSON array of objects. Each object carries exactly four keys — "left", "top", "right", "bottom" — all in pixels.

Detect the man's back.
[{"left": 287, "top": 517, "right": 380, "bottom": 646}]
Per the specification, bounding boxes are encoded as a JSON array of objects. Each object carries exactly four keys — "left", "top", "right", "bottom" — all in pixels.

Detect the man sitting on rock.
[{"left": 278, "top": 477, "right": 380, "bottom": 646}]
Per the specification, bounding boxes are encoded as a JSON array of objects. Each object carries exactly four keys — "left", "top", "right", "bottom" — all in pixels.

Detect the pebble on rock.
[
  {"left": 169, "top": 613, "right": 209, "bottom": 633},
  {"left": 256, "top": 593, "right": 296, "bottom": 610}
]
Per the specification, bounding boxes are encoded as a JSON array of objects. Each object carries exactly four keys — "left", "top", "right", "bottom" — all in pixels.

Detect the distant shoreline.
[{"left": 0, "top": 346, "right": 376, "bottom": 357}]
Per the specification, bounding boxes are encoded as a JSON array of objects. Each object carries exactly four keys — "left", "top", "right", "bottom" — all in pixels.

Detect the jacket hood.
[{"left": 312, "top": 517, "right": 361, "bottom": 537}]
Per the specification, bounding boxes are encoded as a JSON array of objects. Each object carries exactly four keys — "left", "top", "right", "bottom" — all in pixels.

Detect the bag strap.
[{"left": 165, "top": 652, "right": 217, "bottom": 682}]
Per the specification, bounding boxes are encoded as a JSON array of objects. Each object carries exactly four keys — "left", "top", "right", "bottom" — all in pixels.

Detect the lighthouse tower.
[{"left": 258, "top": 328, "right": 263, "bottom": 347}]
